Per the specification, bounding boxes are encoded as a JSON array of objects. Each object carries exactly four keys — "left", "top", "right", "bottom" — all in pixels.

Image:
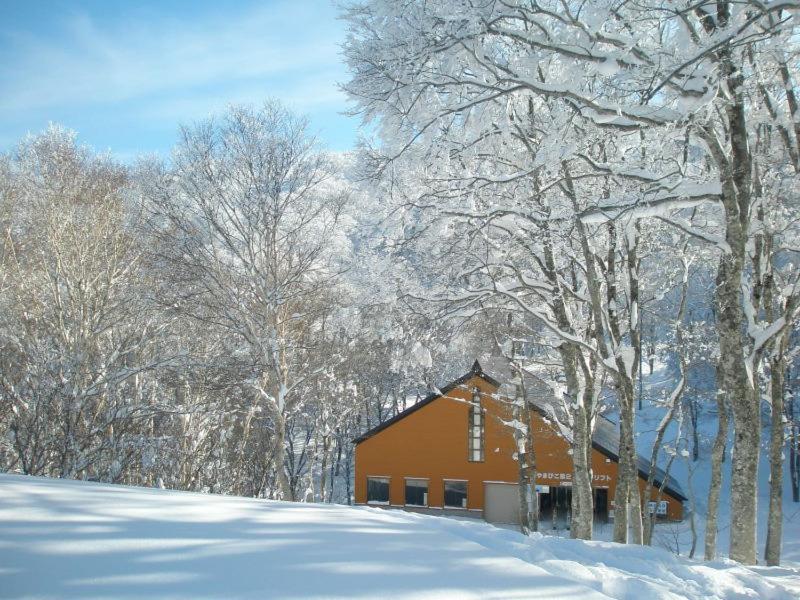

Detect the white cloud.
[
  {"left": 0, "top": 1, "right": 347, "bottom": 118},
  {"left": 136, "top": 71, "right": 348, "bottom": 124}
]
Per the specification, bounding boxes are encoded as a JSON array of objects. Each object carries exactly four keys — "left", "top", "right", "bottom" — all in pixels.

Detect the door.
[
  {"left": 484, "top": 482, "right": 520, "bottom": 524},
  {"left": 539, "top": 486, "right": 572, "bottom": 529},
  {"left": 551, "top": 486, "right": 572, "bottom": 529},
  {"left": 593, "top": 488, "right": 608, "bottom": 523}
]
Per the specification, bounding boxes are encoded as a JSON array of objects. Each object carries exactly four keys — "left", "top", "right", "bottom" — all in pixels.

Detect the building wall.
[{"left": 354, "top": 374, "right": 683, "bottom": 521}]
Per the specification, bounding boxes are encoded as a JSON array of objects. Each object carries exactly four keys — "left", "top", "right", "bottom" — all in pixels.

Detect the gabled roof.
[
  {"left": 591, "top": 415, "right": 688, "bottom": 501},
  {"left": 476, "top": 356, "right": 687, "bottom": 501},
  {"left": 353, "top": 361, "right": 500, "bottom": 445},
  {"left": 353, "top": 361, "right": 687, "bottom": 502}
]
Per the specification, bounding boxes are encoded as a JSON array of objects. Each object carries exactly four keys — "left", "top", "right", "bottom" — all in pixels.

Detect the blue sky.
[{"left": 0, "top": 0, "right": 358, "bottom": 161}]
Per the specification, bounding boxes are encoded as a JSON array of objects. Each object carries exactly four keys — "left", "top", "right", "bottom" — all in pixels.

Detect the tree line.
[
  {"left": 0, "top": 106, "right": 487, "bottom": 505},
  {"left": 1, "top": 0, "right": 799, "bottom": 569}
]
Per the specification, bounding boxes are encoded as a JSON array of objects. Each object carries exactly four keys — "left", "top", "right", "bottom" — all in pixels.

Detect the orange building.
[{"left": 354, "top": 361, "right": 685, "bottom": 526}]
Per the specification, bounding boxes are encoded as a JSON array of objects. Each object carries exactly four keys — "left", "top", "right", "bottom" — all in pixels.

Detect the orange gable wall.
[{"left": 354, "top": 374, "right": 683, "bottom": 521}]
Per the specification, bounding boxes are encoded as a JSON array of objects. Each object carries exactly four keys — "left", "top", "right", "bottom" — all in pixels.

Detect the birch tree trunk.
[
  {"left": 685, "top": 452, "right": 699, "bottom": 559},
  {"left": 644, "top": 257, "right": 688, "bottom": 545},
  {"left": 318, "top": 434, "right": 331, "bottom": 504},
  {"left": 271, "top": 408, "right": 293, "bottom": 501},
  {"left": 643, "top": 390, "right": 683, "bottom": 546}
]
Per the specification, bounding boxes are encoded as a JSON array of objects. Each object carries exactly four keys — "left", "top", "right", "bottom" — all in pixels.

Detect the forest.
[{"left": 1, "top": 0, "right": 799, "bottom": 569}]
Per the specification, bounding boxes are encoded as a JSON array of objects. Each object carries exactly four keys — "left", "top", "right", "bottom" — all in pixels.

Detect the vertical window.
[
  {"left": 367, "top": 477, "right": 390, "bottom": 504},
  {"left": 468, "top": 391, "right": 484, "bottom": 462},
  {"left": 405, "top": 479, "right": 429, "bottom": 506},
  {"left": 444, "top": 480, "right": 468, "bottom": 508}
]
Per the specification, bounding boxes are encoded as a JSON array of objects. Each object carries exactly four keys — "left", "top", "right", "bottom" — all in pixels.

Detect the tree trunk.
[
  {"left": 717, "top": 251, "right": 759, "bottom": 565},
  {"left": 690, "top": 399, "right": 700, "bottom": 462},
  {"left": 789, "top": 387, "right": 799, "bottom": 503},
  {"left": 612, "top": 460, "right": 628, "bottom": 542},
  {"left": 272, "top": 411, "right": 293, "bottom": 501},
  {"left": 328, "top": 436, "right": 341, "bottom": 503},
  {"left": 318, "top": 434, "right": 331, "bottom": 503},
  {"left": 514, "top": 371, "right": 538, "bottom": 535},
  {"left": 556, "top": 341, "right": 594, "bottom": 541},
  {"left": 705, "top": 391, "right": 729, "bottom": 560},
  {"left": 540, "top": 219, "right": 594, "bottom": 538},
  {"left": 728, "top": 402, "right": 760, "bottom": 564},
  {"left": 685, "top": 453, "right": 699, "bottom": 559},
  {"left": 765, "top": 351, "right": 786, "bottom": 565},
  {"left": 613, "top": 395, "right": 643, "bottom": 544},
  {"left": 571, "top": 400, "right": 594, "bottom": 540},
  {"left": 643, "top": 383, "right": 683, "bottom": 546},
  {"left": 344, "top": 440, "right": 353, "bottom": 505},
  {"left": 718, "top": 37, "right": 759, "bottom": 562},
  {"left": 791, "top": 416, "right": 799, "bottom": 503}
]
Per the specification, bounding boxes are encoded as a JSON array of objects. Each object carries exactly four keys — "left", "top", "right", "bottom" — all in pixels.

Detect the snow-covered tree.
[
  {"left": 0, "top": 127, "right": 166, "bottom": 481},
  {"left": 140, "top": 102, "right": 349, "bottom": 500},
  {"left": 342, "top": 0, "right": 800, "bottom": 563}
]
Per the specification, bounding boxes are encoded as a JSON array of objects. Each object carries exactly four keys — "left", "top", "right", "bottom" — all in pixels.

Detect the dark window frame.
[
  {"left": 467, "top": 390, "right": 485, "bottom": 462},
  {"left": 366, "top": 476, "right": 390, "bottom": 505},
  {"left": 443, "top": 479, "right": 468, "bottom": 509},
  {"left": 404, "top": 478, "right": 429, "bottom": 507}
]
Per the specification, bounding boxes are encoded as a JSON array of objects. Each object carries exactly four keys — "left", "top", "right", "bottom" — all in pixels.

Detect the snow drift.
[{"left": 0, "top": 474, "right": 797, "bottom": 599}]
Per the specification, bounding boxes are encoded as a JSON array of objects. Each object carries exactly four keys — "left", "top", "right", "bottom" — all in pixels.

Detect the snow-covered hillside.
[
  {"left": 0, "top": 475, "right": 797, "bottom": 599},
  {"left": 628, "top": 361, "right": 800, "bottom": 563}
]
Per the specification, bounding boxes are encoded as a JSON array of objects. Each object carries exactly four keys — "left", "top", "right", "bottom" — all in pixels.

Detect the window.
[
  {"left": 405, "top": 479, "right": 428, "bottom": 506},
  {"left": 468, "top": 391, "right": 484, "bottom": 462},
  {"left": 367, "top": 477, "right": 390, "bottom": 504},
  {"left": 444, "top": 480, "right": 468, "bottom": 508}
]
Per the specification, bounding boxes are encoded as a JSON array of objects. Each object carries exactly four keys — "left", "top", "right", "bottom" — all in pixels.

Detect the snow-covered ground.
[
  {"left": 1, "top": 475, "right": 798, "bottom": 599},
  {"left": 628, "top": 360, "right": 800, "bottom": 564}
]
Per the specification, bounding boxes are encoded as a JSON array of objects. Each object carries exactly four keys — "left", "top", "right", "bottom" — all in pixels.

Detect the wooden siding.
[{"left": 354, "top": 374, "right": 684, "bottom": 521}]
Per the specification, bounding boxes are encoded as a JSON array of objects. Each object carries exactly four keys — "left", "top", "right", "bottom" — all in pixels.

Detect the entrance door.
[
  {"left": 593, "top": 488, "right": 609, "bottom": 523},
  {"left": 539, "top": 486, "right": 572, "bottom": 529}
]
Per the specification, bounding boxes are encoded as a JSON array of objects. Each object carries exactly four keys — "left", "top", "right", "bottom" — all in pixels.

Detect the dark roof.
[
  {"left": 353, "top": 361, "right": 687, "bottom": 502},
  {"left": 590, "top": 415, "right": 688, "bottom": 501},
  {"left": 353, "top": 361, "right": 500, "bottom": 444}
]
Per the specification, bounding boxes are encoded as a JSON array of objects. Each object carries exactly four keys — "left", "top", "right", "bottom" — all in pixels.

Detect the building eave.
[{"left": 352, "top": 361, "right": 500, "bottom": 445}]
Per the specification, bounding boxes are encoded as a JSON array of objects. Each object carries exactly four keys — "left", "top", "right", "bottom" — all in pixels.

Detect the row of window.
[
  {"left": 367, "top": 477, "right": 468, "bottom": 509},
  {"left": 367, "top": 477, "right": 671, "bottom": 515}
]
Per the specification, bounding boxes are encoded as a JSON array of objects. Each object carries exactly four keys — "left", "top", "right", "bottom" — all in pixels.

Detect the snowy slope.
[
  {"left": 629, "top": 361, "right": 800, "bottom": 564},
  {"left": 0, "top": 475, "right": 798, "bottom": 599}
]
